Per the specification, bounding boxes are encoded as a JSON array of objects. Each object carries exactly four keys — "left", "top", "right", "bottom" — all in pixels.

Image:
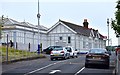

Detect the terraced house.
[{"left": 1, "top": 17, "right": 107, "bottom": 52}]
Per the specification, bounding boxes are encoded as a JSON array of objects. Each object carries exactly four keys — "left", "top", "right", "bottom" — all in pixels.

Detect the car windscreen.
[
  {"left": 53, "top": 46, "right": 63, "bottom": 51},
  {"left": 89, "top": 49, "right": 106, "bottom": 53}
]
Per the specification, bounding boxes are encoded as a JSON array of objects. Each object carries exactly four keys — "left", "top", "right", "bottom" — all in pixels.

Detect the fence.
[{"left": 1, "top": 45, "right": 44, "bottom": 63}]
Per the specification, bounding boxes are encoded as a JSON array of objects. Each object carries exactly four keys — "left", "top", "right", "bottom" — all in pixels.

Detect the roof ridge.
[
  {"left": 59, "top": 19, "right": 83, "bottom": 27},
  {"left": 59, "top": 19, "right": 91, "bottom": 36}
]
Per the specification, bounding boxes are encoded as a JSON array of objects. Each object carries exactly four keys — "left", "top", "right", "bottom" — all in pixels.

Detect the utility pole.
[
  {"left": 107, "top": 18, "right": 109, "bottom": 46},
  {"left": 37, "top": 0, "right": 41, "bottom": 54}
]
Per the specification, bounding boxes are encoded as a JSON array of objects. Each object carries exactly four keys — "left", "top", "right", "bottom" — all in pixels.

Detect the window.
[
  {"left": 65, "top": 47, "right": 72, "bottom": 52},
  {"left": 59, "top": 37, "right": 62, "bottom": 40},
  {"left": 88, "top": 42, "right": 92, "bottom": 48},
  {"left": 68, "top": 36, "right": 71, "bottom": 43},
  {"left": 83, "top": 41, "right": 86, "bottom": 48}
]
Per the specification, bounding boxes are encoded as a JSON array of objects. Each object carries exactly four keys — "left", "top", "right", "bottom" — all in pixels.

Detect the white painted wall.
[
  {"left": 47, "top": 23, "right": 76, "bottom": 49},
  {"left": 118, "top": 37, "right": 120, "bottom": 45}
]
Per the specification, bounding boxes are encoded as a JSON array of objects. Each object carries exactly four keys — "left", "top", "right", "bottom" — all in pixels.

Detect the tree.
[{"left": 111, "top": 0, "right": 120, "bottom": 37}]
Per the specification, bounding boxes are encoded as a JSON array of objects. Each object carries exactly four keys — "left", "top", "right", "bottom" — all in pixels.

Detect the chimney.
[{"left": 83, "top": 19, "right": 89, "bottom": 28}]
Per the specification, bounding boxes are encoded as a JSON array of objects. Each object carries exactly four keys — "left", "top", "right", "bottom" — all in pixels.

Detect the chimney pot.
[{"left": 83, "top": 19, "right": 89, "bottom": 28}]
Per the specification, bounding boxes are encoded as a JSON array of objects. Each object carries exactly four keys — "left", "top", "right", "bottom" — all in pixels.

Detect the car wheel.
[
  {"left": 55, "top": 58, "right": 58, "bottom": 60},
  {"left": 68, "top": 54, "right": 71, "bottom": 59},
  {"left": 51, "top": 58, "right": 54, "bottom": 61},
  {"left": 85, "top": 63, "right": 89, "bottom": 68},
  {"left": 76, "top": 56, "right": 78, "bottom": 58},
  {"left": 63, "top": 57, "right": 66, "bottom": 60},
  {"left": 105, "top": 60, "right": 110, "bottom": 69},
  {"left": 105, "top": 64, "right": 109, "bottom": 69},
  {"left": 68, "top": 56, "right": 70, "bottom": 59},
  {"left": 72, "top": 54, "right": 74, "bottom": 58}
]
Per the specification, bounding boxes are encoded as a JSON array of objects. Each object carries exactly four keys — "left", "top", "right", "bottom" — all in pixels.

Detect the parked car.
[
  {"left": 80, "top": 49, "right": 89, "bottom": 54},
  {"left": 50, "top": 46, "right": 70, "bottom": 60},
  {"left": 75, "top": 49, "right": 79, "bottom": 54},
  {"left": 65, "top": 46, "right": 78, "bottom": 58},
  {"left": 43, "top": 46, "right": 62, "bottom": 54},
  {"left": 85, "top": 48, "right": 110, "bottom": 69}
]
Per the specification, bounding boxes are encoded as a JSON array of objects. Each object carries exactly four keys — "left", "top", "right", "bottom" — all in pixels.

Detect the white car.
[
  {"left": 65, "top": 46, "right": 78, "bottom": 58},
  {"left": 50, "top": 46, "right": 70, "bottom": 60}
]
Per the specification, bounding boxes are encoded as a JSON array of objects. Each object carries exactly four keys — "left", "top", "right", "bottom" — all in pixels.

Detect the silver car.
[{"left": 50, "top": 46, "right": 70, "bottom": 60}]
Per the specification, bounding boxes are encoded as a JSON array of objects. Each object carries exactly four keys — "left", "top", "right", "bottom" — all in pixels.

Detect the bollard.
[
  {"left": 28, "top": 43, "right": 30, "bottom": 52},
  {"left": 40, "top": 43, "right": 42, "bottom": 53},
  {"left": 37, "top": 44, "right": 40, "bottom": 54},
  {"left": 16, "top": 42, "right": 17, "bottom": 50}
]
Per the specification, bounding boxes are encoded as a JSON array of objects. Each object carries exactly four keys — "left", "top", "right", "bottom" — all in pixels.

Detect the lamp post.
[
  {"left": 37, "top": 0, "right": 41, "bottom": 54},
  {"left": 107, "top": 18, "right": 109, "bottom": 46}
]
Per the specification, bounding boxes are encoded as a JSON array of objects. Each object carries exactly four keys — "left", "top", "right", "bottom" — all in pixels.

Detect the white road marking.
[
  {"left": 24, "top": 61, "right": 65, "bottom": 75},
  {"left": 49, "top": 70, "right": 61, "bottom": 74},
  {"left": 24, "top": 64, "right": 53, "bottom": 75},
  {"left": 74, "top": 67, "right": 85, "bottom": 75}
]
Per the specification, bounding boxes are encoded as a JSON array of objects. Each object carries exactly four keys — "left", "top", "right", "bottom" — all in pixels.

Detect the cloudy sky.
[{"left": 0, "top": 0, "right": 118, "bottom": 46}]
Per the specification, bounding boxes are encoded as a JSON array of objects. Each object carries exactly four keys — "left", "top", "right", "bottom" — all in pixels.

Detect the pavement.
[
  {"left": 2, "top": 53, "right": 46, "bottom": 64},
  {"left": 2, "top": 54, "right": 49, "bottom": 73}
]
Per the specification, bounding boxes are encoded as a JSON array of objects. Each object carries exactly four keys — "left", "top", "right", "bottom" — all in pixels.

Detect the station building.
[{"left": 1, "top": 17, "right": 107, "bottom": 52}]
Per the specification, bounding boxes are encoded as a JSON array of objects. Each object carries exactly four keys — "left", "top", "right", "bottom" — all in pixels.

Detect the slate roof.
[
  {"left": 60, "top": 20, "right": 91, "bottom": 36},
  {"left": 2, "top": 18, "right": 20, "bottom": 25},
  {"left": 1, "top": 17, "right": 48, "bottom": 31},
  {"left": 35, "top": 25, "right": 48, "bottom": 31},
  {"left": 59, "top": 20, "right": 105, "bottom": 39},
  {"left": 92, "top": 29, "right": 98, "bottom": 38}
]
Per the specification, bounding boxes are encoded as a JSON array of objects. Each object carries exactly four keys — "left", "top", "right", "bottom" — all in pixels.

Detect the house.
[
  {"left": 1, "top": 17, "right": 107, "bottom": 52},
  {"left": 47, "top": 19, "right": 106, "bottom": 52}
]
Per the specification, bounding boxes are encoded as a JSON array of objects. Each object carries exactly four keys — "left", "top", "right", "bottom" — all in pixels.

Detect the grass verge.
[{"left": 0, "top": 46, "right": 45, "bottom": 63}]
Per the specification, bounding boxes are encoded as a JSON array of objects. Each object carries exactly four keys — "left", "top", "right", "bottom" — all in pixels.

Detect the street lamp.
[
  {"left": 107, "top": 18, "right": 109, "bottom": 46},
  {"left": 37, "top": 0, "right": 41, "bottom": 54}
]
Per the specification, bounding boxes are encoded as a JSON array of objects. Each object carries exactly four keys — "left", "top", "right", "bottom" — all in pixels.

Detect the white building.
[
  {"left": 1, "top": 17, "right": 107, "bottom": 52},
  {"left": 1, "top": 17, "right": 48, "bottom": 52},
  {"left": 118, "top": 38, "right": 120, "bottom": 45},
  {"left": 47, "top": 19, "right": 106, "bottom": 52}
]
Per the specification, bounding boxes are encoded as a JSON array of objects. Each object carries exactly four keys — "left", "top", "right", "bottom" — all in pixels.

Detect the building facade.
[
  {"left": 1, "top": 17, "right": 107, "bottom": 52},
  {"left": 47, "top": 19, "right": 106, "bottom": 52},
  {"left": 118, "top": 37, "right": 120, "bottom": 45},
  {"left": 1, "top": 18, "right": 48, "bottom": 52}
]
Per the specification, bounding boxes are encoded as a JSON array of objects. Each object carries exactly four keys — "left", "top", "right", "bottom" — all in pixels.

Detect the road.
[{"left": 2, "top": 52, "right": 116, "bottom": 75}]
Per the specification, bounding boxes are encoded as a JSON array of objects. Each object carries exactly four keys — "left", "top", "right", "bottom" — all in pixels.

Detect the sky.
[{"left": 0, "top": 0, "right": 118, "bottom": 46}]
